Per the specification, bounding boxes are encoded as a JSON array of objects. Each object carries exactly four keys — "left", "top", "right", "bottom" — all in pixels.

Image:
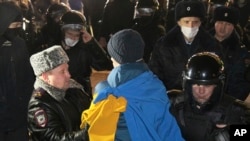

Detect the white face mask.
[
  {"left": 181, "top": 26, "right": 199, "bottom": 39},
  {"left": 65, "top": 38, "right": 79, "bottom": 47}
]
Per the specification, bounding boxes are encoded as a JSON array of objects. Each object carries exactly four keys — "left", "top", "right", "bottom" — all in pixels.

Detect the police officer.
[
  {"left": 132, "top": 0, "right": 166, "bottom": 63},
  {"left": 210, "top": 6, "right": 250, "bottom": 100},
  {"left": 34, "top": 3, "right": 70, "bottom": 53},
  {"left": 28, "top": 45, "right": 90, "bottom": 141},
  {"left": 0, "top": 2, "right": 34, "bottom": 141},
  {"left": 149, "top": 0, "right": 222, "bottom": 90},
  {"left": 60, "top": 10, "right": 113, "bottom": 96},
  {"left": 169, "top": 52, "right": 250, "bottom": 141}
]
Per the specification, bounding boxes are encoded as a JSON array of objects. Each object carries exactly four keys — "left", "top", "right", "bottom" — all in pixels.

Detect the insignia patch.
[
  {"left": 34, "top": 109, "right": 48, "bottom": 127},
  {"left": 34, "top": 92, "right": 42, "bottom": 97}
]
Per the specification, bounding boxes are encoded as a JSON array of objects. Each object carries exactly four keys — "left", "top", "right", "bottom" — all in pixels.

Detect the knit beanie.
[
  {"left": 107, "top": 29, "right": 145, "bottom": 64},
  {"left": 175, "top": 0, "right": 206, "bottom": 21},
  {"left": 30, "top": 45, "right": 69, "bottom": 76},
  {"left": 213, "top": 6, "right": 240, "bottom": 25}
]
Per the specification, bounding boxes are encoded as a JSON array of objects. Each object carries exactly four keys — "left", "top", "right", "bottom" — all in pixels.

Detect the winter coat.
[
  {"left": 149, "top": 25, "right": 222, "bottom": 90},
  {"left": 169, "top": 91, "right": 250, "bottom": 141},
  {"left": 28, "top": 78, "right": 91, "bottom": 141},
  {"left": 210, "top": 29, "right": 250, "bottom": 100},
  {"left": 0, "top": 1, "right": 34, "bottom": 132},
  {"left": 64, "top": 38, "right": 113, "bottom": 96}
]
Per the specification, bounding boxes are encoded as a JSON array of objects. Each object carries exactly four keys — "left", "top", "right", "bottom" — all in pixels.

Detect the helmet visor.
[
  {"left": 61, "top": 24, "right": 86, "bottom": 31},
  {"left": 134, "top": 8, "right": 155, "bottom": 18}
]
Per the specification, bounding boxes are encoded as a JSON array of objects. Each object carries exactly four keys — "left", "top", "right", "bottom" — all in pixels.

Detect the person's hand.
[
  {"left": 216, "top": 124, "right": 227, "bottom": 128},
  {"left": 213, "top": 124, "right": 229, "bottom": 141},
  {"left": 245, "top": 58, "right": 250, "bottom": 67},
  {"left": 81, "top": 30, "right": 93, "bottom": 43},
  {"left": 98, "top": 37, "right": 107, "bottom": 48}
]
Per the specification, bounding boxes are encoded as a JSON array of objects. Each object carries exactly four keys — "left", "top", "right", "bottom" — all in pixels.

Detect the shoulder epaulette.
[{"left": 33, "top": 88, "right": 46, "bottom": 98}]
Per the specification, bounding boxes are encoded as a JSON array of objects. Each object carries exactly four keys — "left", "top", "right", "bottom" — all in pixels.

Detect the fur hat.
[
  {"left": 30, "top": 45, "right": 69, "bottom": 76},
  {"left": 175, "top": 0, "right": 206, "bottom": 21},
  {"left": 107, "top": 29, "right": 145, "bottom": 64},
  {"left": 213, "top": 6, "right": 239, "bottom": 25}
]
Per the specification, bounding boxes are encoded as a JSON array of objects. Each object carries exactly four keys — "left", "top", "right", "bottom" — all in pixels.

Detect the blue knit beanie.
[{"left": 107, "top": 29, "right": 145, "bottom": 64}]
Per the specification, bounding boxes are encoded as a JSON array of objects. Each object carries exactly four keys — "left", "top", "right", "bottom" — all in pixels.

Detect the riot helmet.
[
  {"left": 134, "top": 0, "right": 160, "bottom": 26},
  {"left": 60, "top": 10, "right": 87, "bottom": 47},
  {"left": 60, "top": 10, "right": 87, "bottom": 31},
  {"left": 183, "top": 52, "right": 225, "bottom": 112},
  {"left": 46, "top": 3, "right": 70, "bottom": 24}
]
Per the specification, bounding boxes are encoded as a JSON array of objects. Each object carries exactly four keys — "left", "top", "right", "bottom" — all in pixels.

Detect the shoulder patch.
[{"left": 34, "top": 109, "right": 48, "bottom": 128}]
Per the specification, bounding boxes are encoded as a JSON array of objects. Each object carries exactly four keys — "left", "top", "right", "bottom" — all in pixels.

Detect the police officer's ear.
[{"left": 40, "top": 72, "right": 49, "bottom": 83}]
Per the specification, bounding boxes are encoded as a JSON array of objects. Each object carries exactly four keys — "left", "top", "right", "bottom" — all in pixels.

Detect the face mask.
[
  {"left": 181, "top": 26, "right": 199, "bottom": 39},
  {"left": 65, "top": 38, "right": 78, "bottom": 47}
]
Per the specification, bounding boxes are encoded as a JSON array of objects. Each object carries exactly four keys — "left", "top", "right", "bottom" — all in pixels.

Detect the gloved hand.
[{"left": 211, "top": 124, "right": 230, "bottom": 141}]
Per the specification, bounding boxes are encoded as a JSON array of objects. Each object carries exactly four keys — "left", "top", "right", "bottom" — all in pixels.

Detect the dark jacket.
[
  {"left": 133, "top": 20, "right": 166, "bottom": 63},
  {"left": 28, "top": 78, "right": 91, "bottom": 141},
  {"left": 169, "top": 91, "right": 250, "bottom": 141},
  {"left": 149, "top": 25, "right": 222, "bottom": 90},
  {"left": 64, "top": 38, "right": 113, "bottom": 96},
  {"left": 210, "top": 29, "right": 250, "bottom": 100},
  {"left": 32, "top": 22, "right": 62, "bottom": 54},
  {"left": 0, "top": 1, "right": 34, "bottom": 132}
]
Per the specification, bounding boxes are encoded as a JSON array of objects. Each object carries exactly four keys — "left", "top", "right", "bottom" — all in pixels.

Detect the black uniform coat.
[
  {"left": 28, "top": 78, "right": 91, "bottom": 141},
  {"left": 0, "top": 1, "right": 34, "bottom": 132},
  {"left": 210, "top": 29, "right": 250, "bottom": 100},
  {"left": 149, "top": 25, "right": 222, "bottom": 90},
  {"left": 63, "top": 38, "right": 113, "bottom": 96},
  {"left": 169, "top": 91, "right": 250, "bottom": 141}
]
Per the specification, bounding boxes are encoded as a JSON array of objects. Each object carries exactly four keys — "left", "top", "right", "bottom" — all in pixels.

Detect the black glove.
[{"left": 212, "top": 126, "right": 230, "bottom": 141}]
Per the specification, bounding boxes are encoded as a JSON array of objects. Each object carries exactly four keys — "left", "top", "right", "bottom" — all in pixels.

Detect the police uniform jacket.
[
  {"left": 149, "top": 25, "right": 222, "bottom": 90},
  {"left": 63, "top": 38, "right": 113, "bottom": 96},
  {"left": 210, "top": 29, "right": 250, "bottom": 100},
  {"left": 28, "top": 78, "right": 91, "bottom": 141},
  {"left": 169, "top": 91, "right": 250, "bottom": 141}
]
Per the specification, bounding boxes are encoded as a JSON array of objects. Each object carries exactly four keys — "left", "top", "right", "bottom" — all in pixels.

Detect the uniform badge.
[
  {"left": 34, "top": 92, "right": 42, "bottom": 97},
  {"left": 34, "top": 109, "right": 48, "bottom": 127}
]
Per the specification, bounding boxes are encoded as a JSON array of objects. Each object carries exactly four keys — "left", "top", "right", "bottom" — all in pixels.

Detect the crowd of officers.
[{"left": 0, "top": 0, "right": 250, "bottom": 141}]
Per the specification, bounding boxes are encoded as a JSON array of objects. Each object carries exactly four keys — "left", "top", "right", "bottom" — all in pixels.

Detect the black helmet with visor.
[
  {"left": 60, "top": 10, "right": 87, "bottom": 31},
  {"left": 183, "top": 52, "right": 225, "bottom": 112}
]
